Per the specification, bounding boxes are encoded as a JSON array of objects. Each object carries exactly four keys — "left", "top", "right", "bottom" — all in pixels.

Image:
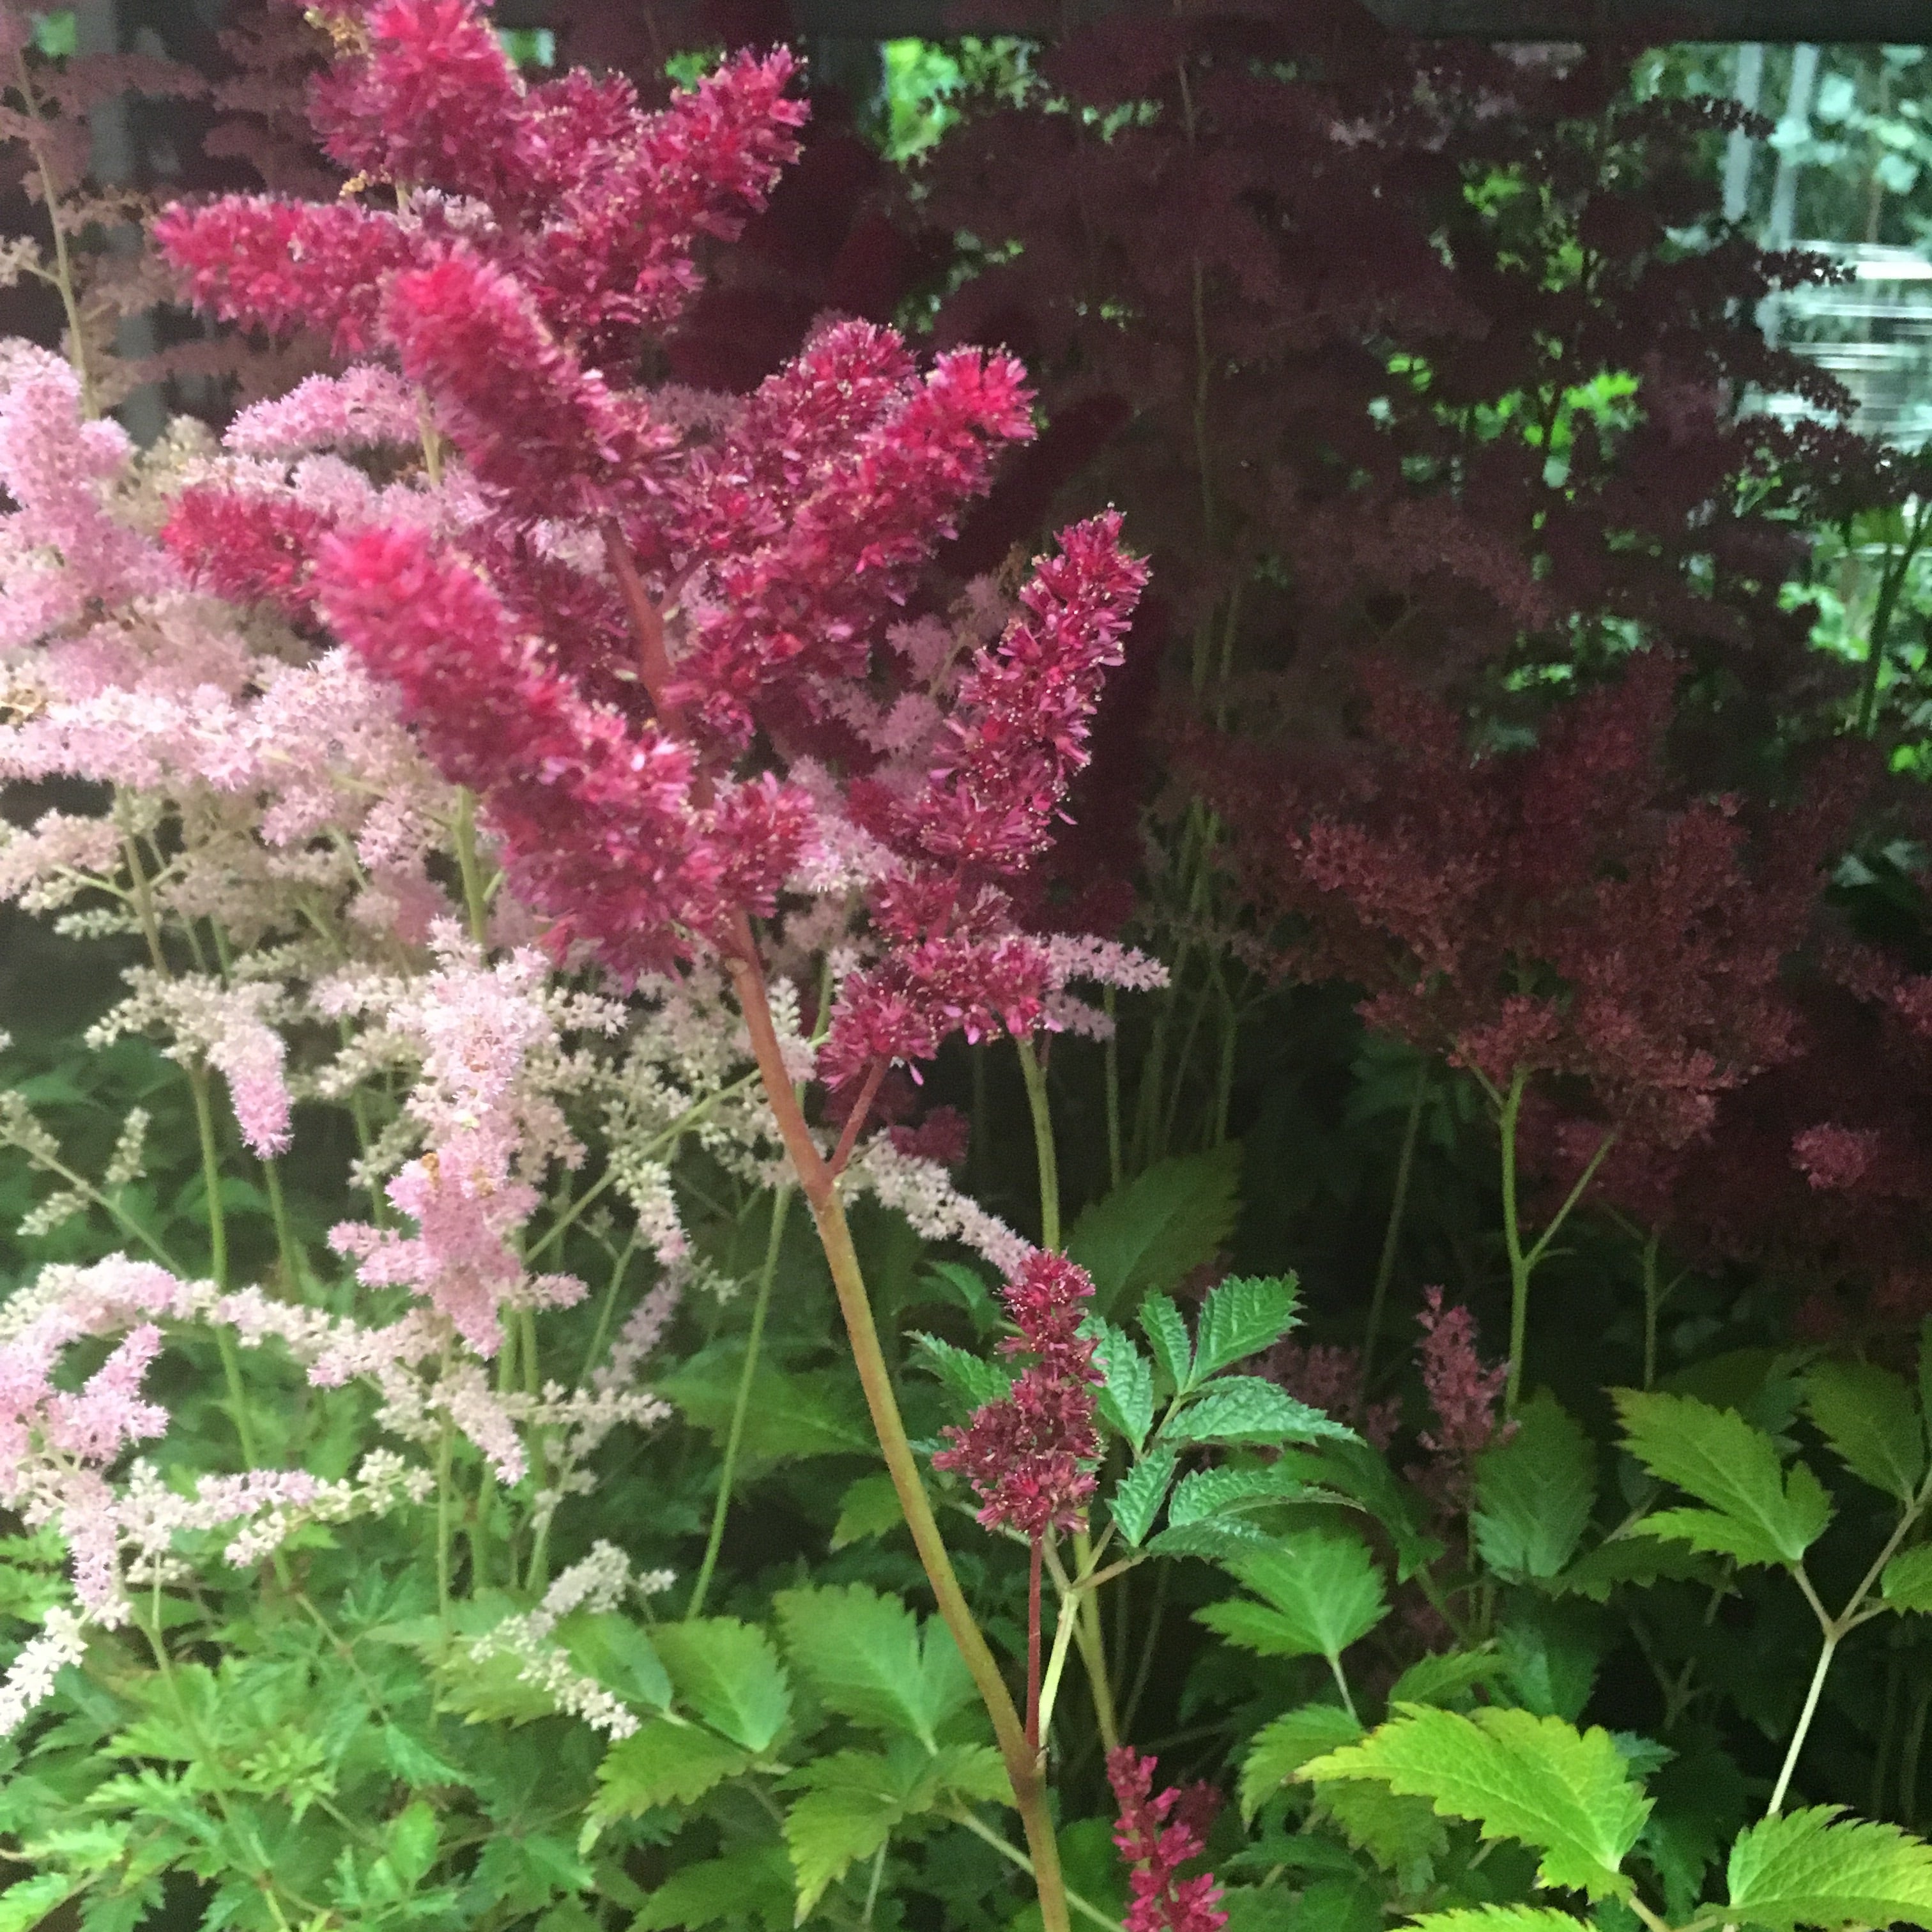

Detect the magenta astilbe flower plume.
[
  {"left": 162, "top": 486, "right": 335, "bottom": 619},
  {"left": 934, "top": 1250, "right": 1102, "bottom": 1537},
  {"left": 1107, "top": 1748, "right": 1229, "bottom": 1932},
  {"left": 308, "top": 0, "right": 528, "bottom": 207},
  {"left": 384, "top": 252, "right": 675, "bottom": 518},
  {"left": 151, "top": 196, "right": 413, "bottom": 356}
]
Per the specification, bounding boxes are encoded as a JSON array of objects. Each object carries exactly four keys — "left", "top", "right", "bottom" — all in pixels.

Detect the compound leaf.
[
  {"left": 1728, "top": 1806, "right": 1932, "bottom": 1930},
  {"left": 1301, "top": 1704, "right": 1651, "bottom": 1901},
  {"left": 1192, "top": 1275, "right": 1301, "bottom": 1386}
]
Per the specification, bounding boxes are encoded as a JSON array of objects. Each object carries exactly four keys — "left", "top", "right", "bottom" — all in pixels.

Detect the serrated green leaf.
[
  {"left": 1404, "top": 1912, "right": 1585, "bottom": 1932},
  {"left": 1197, "top": 1529, "right": 1388, "bottom": 1664},
  {"left": 831, "top": 1472, "right": 905, "bottom": 1551},
  {"left": 387, "top": 1800, "right": 439, "bottom": 1889},
  {"left": 1240, "top": 1705, "right": 1363, "bottom": 1822},
  {"left": 1614, "top": 1390, "right": 1831, "bottom": 1569},
  {"left": 560, "top": 1611, "right": 673, "bottom": 1712},
  {"left": 781, "top": 1745, "right": 951, "bottom": 1919},
  {"left": 1301, "top": 1705, "right": 1652, "bottom": 1900},
  {"left": 1549, "top": 1536, "right": 1717, "bottom": 1602},
  {"left": 0, "top": 1876, "right": 78, "bottom": 1932},
  {"left": 1315, "top": 1779, "right": 1447, "bottom": 1892},
  {"left": 1192, "top": 1275, "right": 1301, "bottom": 1386},
  {"left": 653, "top": 1620, "right": 790, "bottom": 1752},
  {"left": 630, "top": 1846, "right": 795, "bottom": 1931},
  {"left": 1167, "top": 1377, "right": 1357, "bottom": 1448},
  {"left": 1806, "top": 1360, "right": 1926, "bottom": 1502},
  {"left": 1728, "top": 1806, "right": 1932, "bottom": 1929},
  {"left": 1110, "top": 1447, "right": 1177, "bottom": 1547},
  {"left": 1472, "top": 1393, "right": 1596, "bottom": 1583},
  {"left": 1387, "top": 1647, "right": 1503, "bottom": 1710},
  {"left": 1084, "top": 1317, "right": 1156, "bottom": 1450},
  {"left": 930, "top": 1740, "right": 1013, "bottom": 1806},
  {"left": 1147, "top": 1517, "right": 1273, "bottom": 1561},
  {"left": 592, "top": 1718, "right": 749, "bottom": 1817},
  {"left": 379, "top": 1722, "right": 468, "bottom": 1788},
  {"left": 1141, "top": 1296, "right": 1192, "bottom": 1392},
  {"left": 1885, "top": 1544, "right": 1932, "bottom": 1613},
  {"left": 658, "top": 1351, "right": 871, "bottom": 1469},
  {"left": 1169, "top": 1464, "right": 1340, "bottom": 1528},
  {"left": 774, "top": 1584, "right": 972, "bottom": 1751},
  {"left": 910, "top": 1332, "right": 1015, "bottom": 1415},
  {"left": 1066, "top": 1144, "right": 1241, "bottom": 1317}
]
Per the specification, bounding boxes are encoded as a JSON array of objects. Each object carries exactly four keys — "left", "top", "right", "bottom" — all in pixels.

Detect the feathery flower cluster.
[
  {"left": 934, "top": 1250, "right": 1102, "bottom": 1537},
  {"left": 1106, "top": 1748, "right": 1229, "bottom": 1932},
  {"left": 155, "top": 0, "right": 1147, "bottom": 1101},
  {"left": 1412, "top": 1287, "right": 1510, "bottom": 1512}
]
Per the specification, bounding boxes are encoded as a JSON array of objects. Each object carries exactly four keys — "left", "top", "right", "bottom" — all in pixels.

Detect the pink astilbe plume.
[
  {"left": 934, "top": 1250, "right": 1103, "bottom": 1537},
  {"left": 1107, "top": 1748, "right": 1229, "bottom": 1932},
  {"left": 1411, "top": 1286, "right": 1510, "bottom": 1513}
]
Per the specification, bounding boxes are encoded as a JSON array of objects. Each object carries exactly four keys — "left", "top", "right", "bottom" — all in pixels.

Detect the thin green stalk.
[
  {"left": 1499, "top": 1068, "right": 1532, "bottom": 1415},
  {"left": 687, "top": 1187, "right": 792, "bottom": 1619},
  {"left": 1103, "top": 988, "right": 1123, "bottom": 1190},
  {"left": 1016, "top": 1035, "right": 1061, "bottom": 1252},
  {"left": 578, "top": 1231, "right": 640, "bottom": 1384},
  {"left": 1641, "top": 1229, "right": 1662, "bottom": 1392},
  {"left": 1361, "top": 1061, "right": 1428, "bottom": 1388},
  {"left": 260, "top": 1155, "right": 304, "bottom": 1292},
  {"left": 434, "top": 1401, "right": 456, "bottom": 1619},
  {"left": 1857, "top": 496, "right": 1931, "bottom": 738},
  {"left": 12, "top": 46, "right": 95, "bottom": 416},
  {"left": 452, "top": 786, "right": 491, "bottom": 946},
  {"left": 948, "top": 1809, "right": 1123, "bottom": 1932}
]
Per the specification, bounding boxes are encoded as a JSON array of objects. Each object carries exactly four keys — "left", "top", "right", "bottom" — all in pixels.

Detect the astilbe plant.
[{"left": 119, "top": 2, "right": 1161, "bottom": 1924}]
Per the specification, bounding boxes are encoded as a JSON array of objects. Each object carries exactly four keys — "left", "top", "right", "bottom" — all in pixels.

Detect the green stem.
[
  {"left": 1499, "top": 1068, "right": 1532, "bottom": 1415},
  {"left": 949, "top": 1809, "right": 1123, "bottom": 1932},
  {"left": 434, "top": 1402, "right": 455, "bottom": 1619},
  {"left": 687, "top": 1186, "right": 792, "bottom": 1619},
  {"left": 12, "top": 47, "right": 95, "bottom": 416},
  {"left": 1361, "top": 1060, "right": 1428, "bottom": 1388},
  {"left": 260, "top": 1155, "right": 304, "bottom": 1293},
  {"left": 578, "top": 1231, "right": 640, "bottom": 1384},
  {"left": 452, "top": 786, "right": 491, "bottom": 946},
  {"left": 1856, "top": 498, "right": 1931, "bottom": 738},
  {"left": 1768, "top": 1624, "right": 1838, "bottom": 1816},
  {"left": 1016, "top": 1034, "right": 1061, "bottom": 1252},
  {"left": 1641, "top": 1230, "right": 1662, "bottom": 1392},
  {"left": 1103, "top": 988, "right": 1123, "bottom": 1190}
]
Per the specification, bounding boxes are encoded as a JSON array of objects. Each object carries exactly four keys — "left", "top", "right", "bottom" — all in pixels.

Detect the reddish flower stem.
[
  {"left": 599, "top": 518, "right": 684, "bottom": 733},
  {"left": 721, "top": 914, "right": 1070, "bottom": 1932},
  {"left": 827, "top": 1054, "right": 887, "bottom": 1179}
]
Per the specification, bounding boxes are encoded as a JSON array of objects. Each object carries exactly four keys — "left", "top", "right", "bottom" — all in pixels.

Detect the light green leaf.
[
  {"left": 1403, "top": 1912, "right": 1585, "bottom": 1932},
  {"left": 592, "top": 1719, "right": 749, "bottom": 1817},
  {"left": 910, "top": 1333, "right": 1014, "bottom": 1415},
  {"left": 630, "top": 1845, "right": 795, "bottom": 1931},
  {"left": 1197, "top": 1529, "right": 1388, "bottom": 1665},
  {"left": 387, "top": 1800, "right": 439, "bottom": 1889},
  {"left": 0, "top": 1876, "right": 78, "bottom": 1932},
  {"left": 1805, "top": 1360, "right": 1926, "bottom": 1502},
  {"left": 1472, "top": 1393, "right": 1596, "bottom": 1583},
  {"left": 1240, "top": 1705, "right": 1363, "bottom": 1822},
  {"left": 831, "top": 1472, "right": 905, "bottom": 1551},
  {"left": 1084, "top": 1317, "right": 1156, "bottom": 1450},
  {"left": 1301, "top": 1705, "right": 1652, "bottom": 1900},
  {"left": 1614, "top": 1390, "right": 1832, "bottom": 1569},
  {"left": 1728, "top": 1806, "right": 1932, "bottom": 1929},
  {"left": 1192, "top": 1275, "right": 1301, "bottom": 1386},
  {"left": 1315, "top": 1779, "right": 1447, "bottom": 1892},
  {"left": 774, "top": 1584, "right": 972, "bottom": 1751},
  {"left": 1141, "top": 1296, "right": 1192, "bottom": 1393},
  {"left": 781, "top": 1745, "right": 953, "bottom": 1918},
  {"left": 930, "top": 1740, "right": 1013, "bottom": 1806},
  {"left": 653, "top": 1620, "right": 790, "bottom": 1752},
  {"left": 1110, "top": 1446, "right": 1177, "bottom": 1547},
  {"left": 1167, "top": 1377, "right": 1358, "bottom": 1448},
  {"left": 1885, "top": 1545, "right": 1932, "bottom": 1613},
  {"left": 1067, "top": 1143, "right": 1242, "bottom": 1316}
]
